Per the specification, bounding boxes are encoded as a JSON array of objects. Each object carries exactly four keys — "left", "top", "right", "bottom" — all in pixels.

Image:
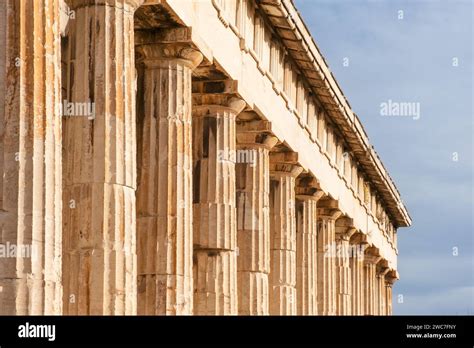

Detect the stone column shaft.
[
  {"left": 374, "top": 275, "right": 380, "bottom": 315},
  {"left": 317, "top": 209, "right": 341, "bottom": 316},
  {"left": 0, "top": 0, "right": 62, "bottom": 315},
  {"left": 363, "top": 263, "right": 374, "bottom": 315},
  {"left": 136, "top": 41, "right": 202, "bottom": 315},
  {"left": 192, "top": 95, "right": 245, "bottom": 315},
  {"left": 377, "top": 275, "right": 383, "bottom": 315},
  {"left": 295, "top": 195, "right": 319, "bottom": 315},
  {"left": 269, "top": 164, "right": 302, "bottom": 315},
  {"left": 377, "top": 266, "right": 390, "bottom": 316},
  {"left": 350, "top": 243, "right": 367, "bottom": 315},
  {"left": 335, "top": 227, "right": 355, "bottom": 316},
  {"left": 384, "top": 270, "right": 397, "bottom": 315},
  {"left": 236, "top": 133, "right": 277, "bottom": 315},
  {"left": 62, "top": 0, "right": 142, "bottom": 315},
  {"left": 363, "top": 254, "right": 381, "bottom": 315},
  {"left": 385, "top": 283, "right": 393, "bottom": 315}
]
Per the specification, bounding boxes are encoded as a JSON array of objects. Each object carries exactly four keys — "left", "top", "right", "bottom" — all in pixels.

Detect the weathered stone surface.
[
  {"left": 193, "top": 249, "right": 237, "bottom": 315},
  {"left": 363, "top": 250, "right": 381, "bottom": 316},
  {"left": 385, "top": 270, "right": 397, "bottom": 315},
  {"left": 135, "top": 40, "right": 202, "bottom": 315},
  {"left": 61, "top": 0, "right": 142, "bottom": 315},
  {"left": 236, "top": 131, "right": 277, "bottom": 315},
  {"left": 335, "top": 218, "right": 356, "bottom": 315},
  {"left": 350, "top": 233, "right": 368, "bottom": 316},
  {"left": 316, "top": 198, "right": 341, "bottom": 316},
  {"left": 192, "top": 94, "right": 245, "bottom": 315},
  {"left": 0, "top": 0, "right": 411, "bottom": 317},
  {"left": 295, "top": 195, "right": 319, "bottom": 315},
  {"left": 269, "top": 158, "right": 303, "bottom": 315},
  {"left": 0, "top": 0, "right": 63, "bottom": 315},
  {"left": 376, "top": 267, "right": 389, "bottom": 315}
]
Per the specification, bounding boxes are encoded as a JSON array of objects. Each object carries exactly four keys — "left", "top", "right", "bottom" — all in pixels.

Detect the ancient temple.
[{"left": 0, "top": 0, "right": 411, "bottom": 315}]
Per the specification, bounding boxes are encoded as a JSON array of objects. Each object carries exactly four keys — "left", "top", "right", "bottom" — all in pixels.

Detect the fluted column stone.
[
  {"left": 295, "top": 176, "right": 323, "bottom": 315},
  {"left": 385, "top": 269, "right": 397, "bottom": 315},
  {"left": 135, "top": 33, "right": 203, "bottom": 315},
  {"left": 62, "top": 0, "right": 143, "bottom": 315},
  {"left": 316, "top": 199, "right": 341, "bottom": 316},
  {"left": 349, "top": 234, "right": 368, "bottom": 316},
  {"left": 376, "top": 265, "right": 390, "bottom": 316},
  {"left": 335, "top": 221, "right": 356, "bottom": 315},
  {"left": 269, "top": 152, "right": 303, "bottom": 315},
  {"left": 363, "top": 252, "right": 381, "bottom": 316},
  {"left": 192, "top": 92, "right": 246, "bottom": 315},
  {"left": 0, "top": 0, "right": 62, "bottom": 315},
  {"left": 236, "top": 123, "right": 277, "bottom": 315}
]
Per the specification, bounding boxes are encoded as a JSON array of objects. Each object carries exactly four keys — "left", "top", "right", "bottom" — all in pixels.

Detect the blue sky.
[{"left": 294, "top": 0, "right": 473, "bottom": 314}]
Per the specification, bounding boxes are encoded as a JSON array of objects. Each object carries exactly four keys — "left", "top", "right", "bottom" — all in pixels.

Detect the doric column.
[
  {"left": 192, "top": 85, "right": 246, "bottom": 315},
  {"left": 0, "top": 0, "right": 62, "bottom": 315},
  {"left": 135, "top": 30, "right": 203, "bottom": 315},
  {"left": 385, "top": 269, "right": 397, "bottom": 315},
  {"left": 376, "top": 261, "right": 390, "bottom": 316},
  {"left": 317, "top": 198, "right": 342, "bottom": 316},
  {"left": 295, "top": 176, "right": 323, "bottom": 315},
  {"left": 269, "top": 152, "right": 303, "bottom": 315},
  {"left": 349, "top": 233, "right": 368, "bottom": 315},
  {"left": 236, "top": 118, "right": 277, "bottom": 315},
  {"left": 385, "top": 282, "right": 393, "bottom": 315},
  {"left": 335, "top": 218, "right": 356, "bottom": 315},
  {"left": 363, "top": 249, "right": 381, "bottom": 316},
  {"left": 62, "top": 0, "right": 143, "bottom": 315}
]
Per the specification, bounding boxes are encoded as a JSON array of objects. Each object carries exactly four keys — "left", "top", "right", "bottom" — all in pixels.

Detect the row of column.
[
  {"left": 0, "top": 0, "right": 145, "bottom": 315},
  {"left": 0, "top": 0, "right": 396, "bottom": 315}
]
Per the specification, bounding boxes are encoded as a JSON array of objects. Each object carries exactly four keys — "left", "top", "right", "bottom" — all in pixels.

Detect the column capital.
[
  {"left": 317, "top": 210, "right": 342, "bottom": 220},
  {"left": 376, "top": 259, "right": 390, "bottom": 277},
  {"left": 364, "top": 254, "right": 382, "bottom": 265},
  {"left": 317, "top": 196, "right": 341, "bottom": 220},
  {"left": 335, "top": 216, "right": 356, "bottom": 241},
  {"left": 66, "top": 0, "right": 144, "bottom": 10},
  {"left": 349, "top": 231, "right": 369, "bottom": 246},
  {"left": 317, "top": 209, "right": 342, "bottom": 220},
  {"left": 385, "top": 269, "right": 399, "bottom": 285},
  {"left": 336, "top": 227, "right": 357, "bottom": 242},
  {"left": 236, "top": 116, "right": 277, "bottom": 150},
  {"left": 136, "top": 28, "right": 203, "bottom": 69},
  {"left": 237, "top": 133, "right": 278, "bottom": 151},
  {"left": 136, "top": 43, "right": 203, "bottom": 70},
  {"left": 377, "top": 267, "right": 390, "bottom": 278},
  {"left": 357, "top": 243, "right": 370, "bottom": 254},
  {"left": 270, "top": 152, "right": 303, "bottom": 178},
  {"left": 192, "top": 94, "right": 246, "bottom": 116},
  {"left": 270, "top": 165, "right": 304, "bottom": 178},
  {"left": 295, "top": 190, "right": 324, "bottom": 202},
  {"left": 364, "top": 246, "right": 381, "bottom": 265},
  {"left": 296, "top": 174, "right": 321, "bottom": 197},
  {"left": 192, "top": 80, "right": 246, "bottom": 116}
]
